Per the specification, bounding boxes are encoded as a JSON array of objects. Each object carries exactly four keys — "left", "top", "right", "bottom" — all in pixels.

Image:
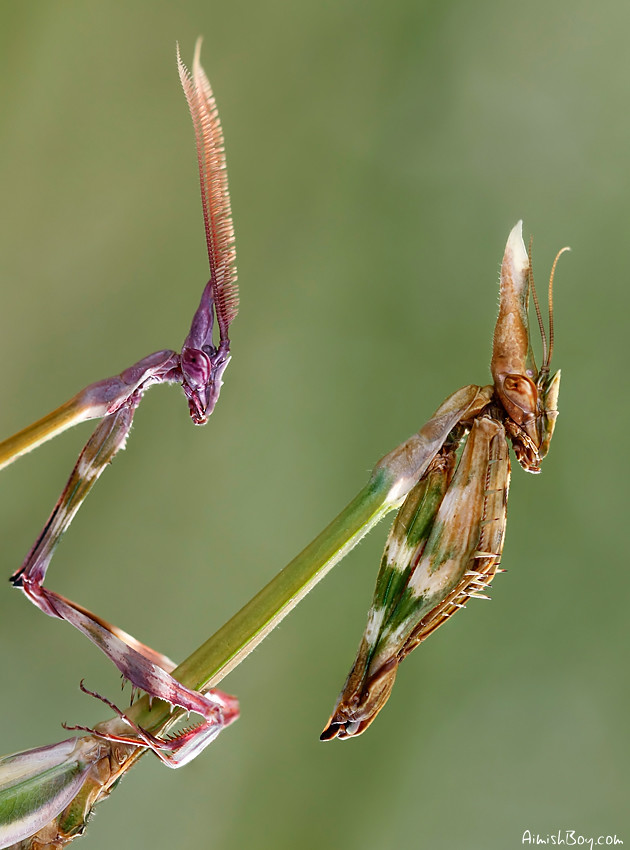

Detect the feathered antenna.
[{"left": 177, "top": 38, "right": 238, "bottom": 342}]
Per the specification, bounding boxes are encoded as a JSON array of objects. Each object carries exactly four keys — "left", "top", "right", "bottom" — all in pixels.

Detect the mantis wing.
[{"left": 0, "top": 738, "right": 105, "bottom": 849}]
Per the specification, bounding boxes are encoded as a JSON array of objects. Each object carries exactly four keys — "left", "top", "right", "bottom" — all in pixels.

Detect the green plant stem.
[
  {"left": 180, "top": 468, "right": 395, "bottom": 687},
  {"left": 127, "top": 466, "right": 399, "bottom": 733}
]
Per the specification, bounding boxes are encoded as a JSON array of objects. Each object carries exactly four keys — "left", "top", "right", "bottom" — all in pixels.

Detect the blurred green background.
[{"left": 0, "top": 2, "right": 627, "bottom": 848}]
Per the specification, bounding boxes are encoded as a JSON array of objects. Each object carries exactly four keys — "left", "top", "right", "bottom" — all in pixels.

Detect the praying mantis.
[
  {"left": 0, "top": 41, "right": 240, "bottom": 764},
  {"left": 321, "top": 222, "right": 567, "bottom": 739}
]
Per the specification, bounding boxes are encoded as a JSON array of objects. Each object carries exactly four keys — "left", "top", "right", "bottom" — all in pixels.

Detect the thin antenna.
[
  {"left": 544, "top": 246, "right": 570, "bottom": 372},
  {"left": 528, "top": 236, "right": 548, "bottom": 370}
]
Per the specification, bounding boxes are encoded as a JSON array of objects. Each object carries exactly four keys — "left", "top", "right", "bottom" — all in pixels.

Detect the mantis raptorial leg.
[
  {"left": 322, "top": 221, "right": 568, "bottom": 740},
  {"left": 0, "top": 41, "right": 240, "bottom": 759}
]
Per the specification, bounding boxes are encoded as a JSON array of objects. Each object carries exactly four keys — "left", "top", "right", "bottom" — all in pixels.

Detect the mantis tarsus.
[
  {"left": 1, "top": 41, "right": 240, "bottom": 762},
  {"left": 321, "top": 222, "right": 567, "bottom": 740}
]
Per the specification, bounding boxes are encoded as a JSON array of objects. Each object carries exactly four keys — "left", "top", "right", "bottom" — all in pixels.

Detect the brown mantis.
[
  {"left": 321, "top": 222, "right": 568, "bottom": 739},
  {"left": 0, "top": 41, "right": 240, "bottom": 764}
]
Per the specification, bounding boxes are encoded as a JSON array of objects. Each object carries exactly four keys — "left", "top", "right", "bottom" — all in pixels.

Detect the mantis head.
[
  {"left": 180, "top": 281, "right": 231, "bottom": 425},
  {"left": 491, "top": 221, "right": 568, "bottom": 472}
]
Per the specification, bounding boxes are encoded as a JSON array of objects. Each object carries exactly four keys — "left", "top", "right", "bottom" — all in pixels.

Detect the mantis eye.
[
  {"left": 503, "top": 374, "right": 537, "bottom": 406},
  {"left": 181, "top": 347, "right": 212, "bottom": 389},
  {"left": 498, "top": 373, "right": 539, "bottom": 434}
]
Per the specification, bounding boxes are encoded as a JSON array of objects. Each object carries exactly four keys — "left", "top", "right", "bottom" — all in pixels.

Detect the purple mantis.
[{"left": 2, "top": 43, "right": 239, "bottom": 764}]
